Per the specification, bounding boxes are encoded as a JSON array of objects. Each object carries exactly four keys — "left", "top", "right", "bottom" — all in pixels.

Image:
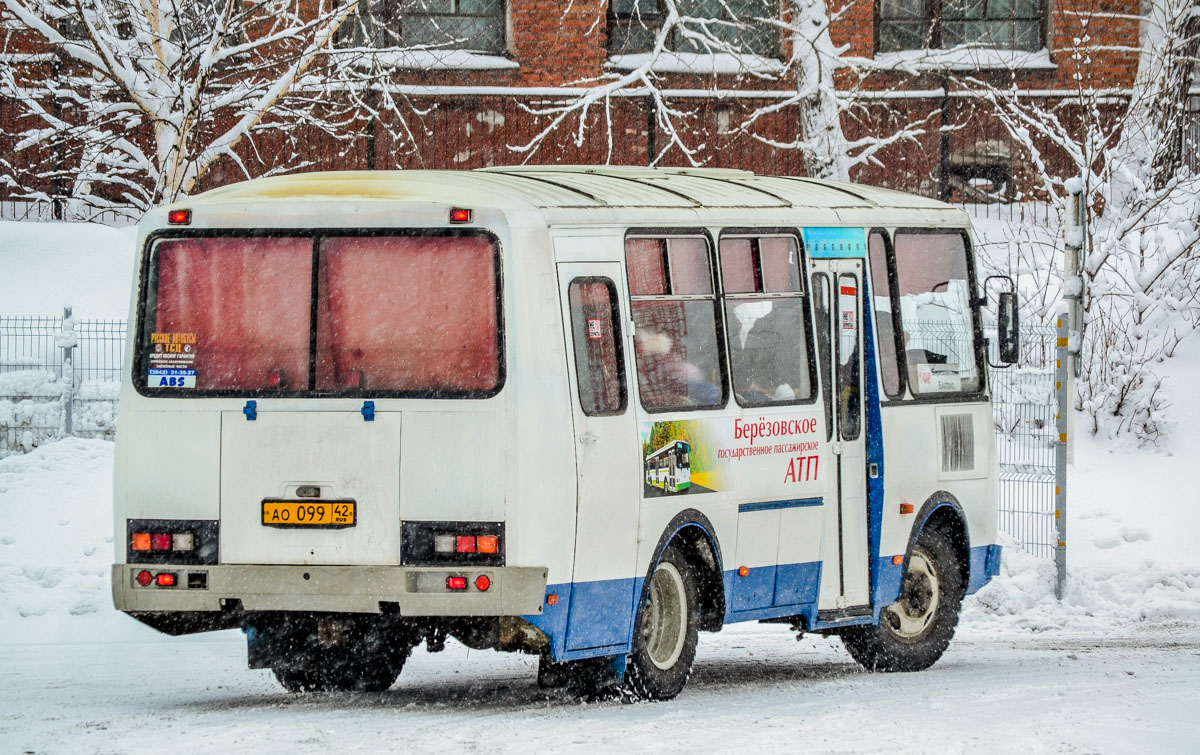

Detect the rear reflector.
[
  {"left": 474, "top": 575, "right": 491, "bottom": 592},
  {"left": 446, "top": 576, "right": 468, "bottom": 591},
  {"left": 155, "top": 572, "right": 177, "bottom": 587},
  {"left": 131, "top": 533, "right": 151, "bottom": 551},
  {"left": 136, "top": 570, "right": 153, "bottom": 587}
]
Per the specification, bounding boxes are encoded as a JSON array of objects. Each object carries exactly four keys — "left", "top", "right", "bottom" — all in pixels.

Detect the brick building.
[{"left": 0, "top": 2, "right": 1168, "bottom": 209}]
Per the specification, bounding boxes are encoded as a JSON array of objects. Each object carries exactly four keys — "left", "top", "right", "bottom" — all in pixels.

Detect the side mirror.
[{"left": 997, "top": 291, "right": 1019, "bottom": 364}]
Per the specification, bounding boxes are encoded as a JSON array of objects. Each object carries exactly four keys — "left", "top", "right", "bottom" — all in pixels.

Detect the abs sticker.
[{"left": 149, "top": 368, "right": 196, "bottom": 388}]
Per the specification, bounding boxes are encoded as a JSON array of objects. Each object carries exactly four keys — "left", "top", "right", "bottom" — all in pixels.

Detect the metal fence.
[
  {"left": 0, "top": 311, "right": 126, "bottom": 457},
  {"left": 990, "top": 322, "right": 1060, "bottom": 559}
]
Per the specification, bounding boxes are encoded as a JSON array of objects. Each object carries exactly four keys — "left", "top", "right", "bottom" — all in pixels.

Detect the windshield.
[{"left": 139, "top": 232, "right": 501, "bottom": 397}]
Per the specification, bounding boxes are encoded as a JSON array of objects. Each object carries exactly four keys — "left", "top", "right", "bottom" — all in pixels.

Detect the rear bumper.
[{"left": 112, "top": 563, "right": 548, "bottom": 616}]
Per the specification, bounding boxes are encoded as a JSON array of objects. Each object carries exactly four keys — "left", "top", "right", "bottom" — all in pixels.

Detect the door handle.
[{"left": 579, "top": 432, "right": 598, "bottom": 445}]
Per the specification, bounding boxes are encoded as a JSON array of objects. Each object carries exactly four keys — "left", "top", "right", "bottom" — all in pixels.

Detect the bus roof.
[{"left": 183, "top": 167, "right": 960, "bottom": 214}]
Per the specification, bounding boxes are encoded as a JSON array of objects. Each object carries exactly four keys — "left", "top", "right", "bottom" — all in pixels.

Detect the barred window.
[
  {"left": 877, "top": 0, "right": 1043, "bottom": 53},
  {"left": 608, "top": 0, "right": 777, "bottom": 57},
  {"left": 338, "top": 0, "right": 506, "bottom": 53}
]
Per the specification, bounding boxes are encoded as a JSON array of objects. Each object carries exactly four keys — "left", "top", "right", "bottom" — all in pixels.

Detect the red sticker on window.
[{"left": 587, "top": 318, "right": 602, "bottom": 339}]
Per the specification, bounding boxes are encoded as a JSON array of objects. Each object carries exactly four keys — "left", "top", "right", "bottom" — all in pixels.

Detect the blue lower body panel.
[
  {"left": 967, "top": 544, "right": 1003, "bottom": 594},
  {"left": 525, "top": 561, "right": 822, "bottom": 662}
]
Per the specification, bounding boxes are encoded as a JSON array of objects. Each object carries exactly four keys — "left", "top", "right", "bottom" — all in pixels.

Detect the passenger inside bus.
[{"left": 730, "top": 301, "right": 799, "bottom": 404}]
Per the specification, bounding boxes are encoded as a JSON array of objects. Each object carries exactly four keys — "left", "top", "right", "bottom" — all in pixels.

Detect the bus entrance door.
[
  {"left": 810, "top": 259, "right": 871, "bottom": 613},
  {"left": 555, "top": 260, "right": 641, "bottom": 653}
]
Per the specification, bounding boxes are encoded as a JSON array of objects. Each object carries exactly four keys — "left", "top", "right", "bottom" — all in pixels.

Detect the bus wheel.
[
  {"left": 625, "top": 544, "right": 699, "bottom": 701},
  {"left": 840, "top": 527, "right": 964, "bottom": 673}
]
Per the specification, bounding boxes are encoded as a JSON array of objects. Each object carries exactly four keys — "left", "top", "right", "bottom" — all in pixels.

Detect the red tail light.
[
  {"left": 155, "top": 572, "right": 177, "bottom": 587},
  {"left": 456, "top": 536, "right": 477, "bottom": 553},
  {"left": 151, "top": 533, "right": 172, "bottom": 551},
  {"left": 446, "top": 576, "right": 468, "bottom": 591}
]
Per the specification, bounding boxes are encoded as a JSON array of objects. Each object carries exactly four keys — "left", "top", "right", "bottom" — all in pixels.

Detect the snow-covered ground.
[{"left": 1, "top": 219, "right": 1198, "bottom": 752}]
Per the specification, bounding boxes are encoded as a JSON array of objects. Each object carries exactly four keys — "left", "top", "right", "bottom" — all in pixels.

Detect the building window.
[
  {"left": 877, "top": 0, "right": 1044, "bottom": 53},
  {"left": 338, "top": 0, "right": 506, "bottom": 54},
  {"left": 608, "top": 0, "right": 777, "bottom": 57}
]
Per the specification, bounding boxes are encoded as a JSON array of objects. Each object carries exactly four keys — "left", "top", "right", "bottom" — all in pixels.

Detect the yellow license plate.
[{"left": 262, "top": 500, "right": 356, "bottom": 529}]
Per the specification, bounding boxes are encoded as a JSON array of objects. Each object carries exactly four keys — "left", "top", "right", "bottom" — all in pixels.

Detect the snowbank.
[
  {"left": 0, "top": 220, "right": 136, "bottom": 317},
  {"left": 0, "top": 438, "right": 122, "bottom": 643}
]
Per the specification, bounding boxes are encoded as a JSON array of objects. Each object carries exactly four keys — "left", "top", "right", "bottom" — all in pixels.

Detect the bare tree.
[
  {"left": 0, "top": 0, "right": 358, "bottom": 218},
  {"left": 974, "top": 0, "right": 1200, "bottom": 440},
  {"left": 511, "top": 0, "right": 929, "bottom": 180}
]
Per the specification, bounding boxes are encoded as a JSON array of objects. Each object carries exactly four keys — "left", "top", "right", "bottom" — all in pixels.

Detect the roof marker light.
[
  {"left": 449, "top": 208, "right": 473, "bottom": 224},
  {"left": 167, "top": 209, "right": 191, "bottom": 225}
]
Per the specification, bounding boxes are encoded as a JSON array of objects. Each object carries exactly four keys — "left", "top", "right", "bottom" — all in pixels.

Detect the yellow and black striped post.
[{"left": 1054, "top": 316, "right": 1068, "bottom": 599}]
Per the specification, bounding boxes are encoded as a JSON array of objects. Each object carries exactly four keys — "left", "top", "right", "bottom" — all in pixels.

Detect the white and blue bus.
[
  {"left": 645, "top": 440, "right": 691, "bottom": 494},
  {"left": 112, "top": 167, "right": 1015, "bottom": 698}
]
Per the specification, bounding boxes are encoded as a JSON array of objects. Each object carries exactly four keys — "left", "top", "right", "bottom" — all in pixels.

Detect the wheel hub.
[
  {"left": 884, "top": 548, "right": 940, "bottom": 640},
  {"left": 643, "top": 561, "right": 687, "bottom": 670}
]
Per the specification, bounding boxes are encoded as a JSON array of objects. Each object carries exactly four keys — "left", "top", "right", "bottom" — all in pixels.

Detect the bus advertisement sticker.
[
  {"left": 149, "top": 332, "right": 197, "bottom": 370},
  {"left": 640, "top": 419, "right": 724, "bottom": 497},
  {"left": 148, "top": 368, "right": 196, "bottom": 388}
]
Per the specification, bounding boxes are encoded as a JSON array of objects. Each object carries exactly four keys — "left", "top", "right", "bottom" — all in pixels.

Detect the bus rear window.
[
  {"left": 315, "top": 235, "right": 499, "bottom": 393},
  {"left": 141, "top": 233, "right": 501, "bottom": 396},
  {"left": 148, "top": 237, "right": 313, "bottom": 391}
]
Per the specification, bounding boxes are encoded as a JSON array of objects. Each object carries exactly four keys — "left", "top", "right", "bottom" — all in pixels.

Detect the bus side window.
[
  {"left": 626, "top": 236, "right": 725, "bottom": 411},
  {"left": 837, "top": 273, "right": 862, "bottom": 441},
  {"left": 811, "top": 273, "right": 833, "bottom": 442},
  {"left": 893, "top": 231, "right": 983, "bottom": 397},
  {"left": 719, "top": 235, "right": 814, "bottom": 407},
  {"left": 868, "top": 230, "right": 904, "bottom": 399},
  {"left": 567, "top": 278, "right": 627, "bottom": 415}
]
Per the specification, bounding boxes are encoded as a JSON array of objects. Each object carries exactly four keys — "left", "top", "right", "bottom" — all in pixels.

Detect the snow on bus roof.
[{"left": 183, "top": 167, "right": 959, "bottom": 214}]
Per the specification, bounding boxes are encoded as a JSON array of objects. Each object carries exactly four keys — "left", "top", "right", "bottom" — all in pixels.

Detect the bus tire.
[
  {"left": 624, "top": 544, "right": 699, "bottom": 701},
  {"left": 840, "top": 527, "right": 964, "bottom": 673}
]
